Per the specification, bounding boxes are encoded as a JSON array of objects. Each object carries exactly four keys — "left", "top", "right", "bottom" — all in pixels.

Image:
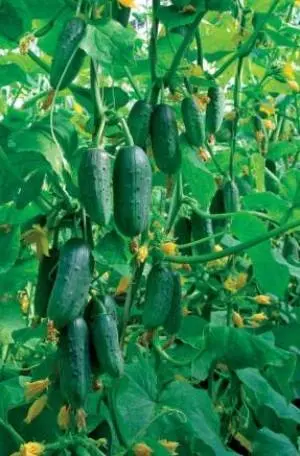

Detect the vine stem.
[
  {"left": 0, "top": 418, "right": 24, "bottom": 446},
  {"left": 163, "top": 216, "right": 300, "bottom": 265},
  {"left": 119, "top": 118, "right": 134, "bottom": 146},
  {"left": 124, "top": 66, "right": 142, "bottom": 99},
  {"left": 90, "top": 59, "right": 106, "bottom": 146},
  {"left": 230, "top": 55, "right": 244, "bottom": 180},
  {"left": 206, "top": 141, "right": 227, "bottom": 178},
  {"left": 177, "top": 230, "right": 225, "bottom": 250},
  {"left": 149, "top": 0, "right": 160, "bottom": 84},
  {"left": 166, "top": 172, "right": 183, "bottom": 234}
]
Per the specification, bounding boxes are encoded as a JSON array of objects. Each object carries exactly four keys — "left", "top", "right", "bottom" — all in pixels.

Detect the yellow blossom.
[
  {"left": 24, "top": 394, "right": 47, "bottom": 424},
  {"left": 282, "top": 62, "right": 295, "bottom": 80},
  {"left": 57, "top": 405, "right": 70, "bottom": 431},
  {"left": 118, "top": 0, "right": 137, "bottom": 8},
  {"left": 224, "top": 273, "right": 247, "bottom": 293},
  {"left": 76, "top": 408, "right": 87, "bottom": 432},
  {"left": 136, "top": 245, "right": 148, "bottom": 264},
  {"left": 115, "top": 276, "right": 131, "bottom": 295},
  {"left": 182, "top": 4, "right": 196, "bottom": 13},
  {"left": 186, "top": 64, "right": 203, "bottom": 78},
  {"left": 19, "top": 442, "right": 44, "bottom": 456},
  {"left": 22, "top": 224, "right": 49, "bottom": 259},
  {"left": 182, "top": 306, "right": 191, "bottom": 316},
  {"left": 295, "top": 0, "right": 300, "bottom": 7},
  {"left": 259, "top": 103, "right": 275, "bottom": 116},
  {"left": 263, "top": 119, "right": 275, "bottom": 130},
  {"left": 255, "top": 130, "right": 265, "bottom": 142},
  {"left": 250, "top": 312, "right": 268, "bottom": 322},
  {"left": 161, "top": 241, "right": 178, "bottom": 256},
  {"left": 232, "top": 311, "right": 244, "bottom": 328},
  {"left": 198, "top": 147, "right": 210, "bottom": 162},
  {"left": 73, "top": 102, "right": 84, "bottom": 114},
  {"left": 133, "top": 442, "right": 153, "bottom": 456},
  {"left": 254, "top": 295, "right": 271, "bottom": 305},
  {"left": 287, "top": 80, "right": 299, "bottom": 92},
  {"left": 195, "top": 94, "right": 210, "bottom": 109},
  {"left": 18, "top": 291, "right": 30, "bottom": 314},
  {"left": 24, "top": 378, "right": 50, "bottom": 401},
  {"left": 207, "top": 245, "right": 228, "bottom": 269},
  {"left": 159, "top": 439, "right": 179, "bottom": 455}
]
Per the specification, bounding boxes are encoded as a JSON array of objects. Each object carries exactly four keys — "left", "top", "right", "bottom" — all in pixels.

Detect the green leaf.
[
  {"left": 231, "top": 213, "right": 290, "bottom": 297},
  {"left": 0, "top": 64, "right": 28, "bottom": 87},
  {"left": 250, "top": 153, "right": 265, "bottom": 192},
  {"left": 242, "top": 192, "right": 290, "bottom": 222},
  {"left": 281, "top": 169, "right": 300, "bottom": 208},
  {"left": 268, "top": 141, "right": 298, "bottom": 161},
  {"left": 94, "top": 230, "right": 130, "bottom": 275},
  {"left": 71, "top": 86, "right": 129, "bottom": 113},
  {"left": 15, "top": 170, "right": 45, "bottom": 210},
  {"left": 0, "top": 226, "right": 20, "bottom": 274},
  {"left": 180, "top": 135, "right": 216, "bottom": 210},
  {"left": 0, "top": 202, "right": 42, "bottom": 225},
  {"left": 265, "top": 28, "right": 297, "bottom": 48},
  {"left": 0, "top": 258, "right": 37, "bottom": 296},
  {"left": 0, "top": 0, "right": 30, "bottom": 48},
  {"left": 157, "top": 6, "right": 203, "bottom": 28},
  {"left": 253, "top": 428, "right": 299, "bottom": 456}
]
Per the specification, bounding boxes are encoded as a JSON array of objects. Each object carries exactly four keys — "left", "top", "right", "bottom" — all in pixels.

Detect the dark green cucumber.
[
  {"left": 91, "top": 313, "right": 124, "bottom": 378},
  {"left": 210, "top": 188, "right": 227, "bottom": 233},
  {"left": 113, "top": 145, "right": 152, "bottom": 237},
  {"left": 164, "top": 271, "right": 182, "bottom": 335},
  {"left": 150, "top": 104, "right": 181, "bottom": 174},
  {"left": 174, "top": 216, "right": 192, "bottom": 256},
  {"left": 236, "top": 175, "right": 253, "bottom": 196},
  {"left": 78, "top": 147, "right": 112, "bottom": 226},
  {"left": 48, "top": 238, "right": 93, "bottom": 328},
  {"left": 206, "top": 86, "right": 225, "bottom": 135},
  {"left": 86, "top": 295, "right": 118, "bottom": 322},
  {"left": 50, "top": 17, "right": 86, "bottom": 90},
  {"left": 127, "top": 100, "right": 152, "bottom": 149},
  {"left": 34, "top": 248, "right": 59, "bottom": 319},
  {"left": 117, "top": 5, "right": 131, "bottom": 27},
  {"left": 59, "top": 317, "right": 91, "bottom": 409},
  {"left": 143, "top": 264, "right": 174, "bottom": 329},
  {"left": 191, "top": 211, "right": 214, "bottom": 254},
  {"left": 181, "top": 97, "right": 206, "bottom": 148},
  {"left": 223, "top": 180, "right": 240, "bottom": 213}
]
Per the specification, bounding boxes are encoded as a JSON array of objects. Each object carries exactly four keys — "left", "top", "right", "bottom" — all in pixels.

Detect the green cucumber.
[
  {"left": 282, "top": 236, "right": 299, "bottom": 264},
  {"left": 78, "top": 147, "right": 112, "bottom": 226},
  {"left": 50, "top": 17, "right": 86, "bottom": 90},
  {"left": 191, "top": 211, "right": 214, "bottom": 254},
  {"left": 143, "top": 264, "right": 174, "bottom": 329},
  {"left": 127, "top": 100, "right": 152, "bottom": 149},
  {"left": 206, "top": 86, "right": 225, "bottom": 135},
  {"left": 210, "top": 188, "right": 226, "bottom": 233},
  {"left": 174, "top": 216, "right": 192, "bottom": 256},
  {"left": 113, "top": 145, "right": 152, "bottom": 237},
  {"left": 59, "top": 317, "right": 91, "bottom": 409},
  {"left": 91, "top": 313, "right": 124, "bottom": 378},
  {"left": 34, "top": 248, "right": 59, "bottom": 320},
  {"left": 150, "top": 104, "right": 181, "bottom": 174},
  {"left": 236, "top": 175, "right": 253, "bottom": 196},
  {"left": 223, "top": 180, "right": 240, "bottom": 213},
  {"left": 164, "top": 271, "right": 182, "bottom": 335},
  {"left": 48, "top": 238, "right": 93, "bottom": 328},
  {"left": 181, "top": 97, "right": 206, "bottom": 148}
]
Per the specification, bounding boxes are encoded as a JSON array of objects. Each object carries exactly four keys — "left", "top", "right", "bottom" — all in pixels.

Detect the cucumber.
[
  {"left": 164, "top": 271, "right": 182, "bottom": 335},
  {"left": 181, "top": 97, "right": 206, "bottom": 148},
  {"left": 59, "top": 317, "right": 91, "bottom": 409},
  {"left": 117, "top": 5, "right": 131, "bottom": 27},
  {"left": 206, "top": 86, "right": 225, "bottom": 135},
  {"left": 113, "top": 145, "right": 152, "bottom": 237},
  {"left": 191, "top": 211, "right": 214, "bottom": 254},
  {"left": 86, "top": 295, "right": 118, "bottom": 322},
  {"left": 209, "top": 188, "right": 226, "bottom": 233},
  {"left": 48, "top": 238, "right": 93, "bottom": 328},
  {"left": 236, "top": 175, "right": 253, "bottom": 196},
  {"left": 90, "top": 313, "right": 124, "bottom": 378},
  {"left": 50, "top": 17, "right": 86, "bottom": 90},
  {"left": 127, "top": 100, "right": 152, "bottom": 149},
  {"left": 282, "top": 236, "right": 299, "bottom": 264},
  {"left": 223, "top": 180, "right": 240, "bottom": 213},
  {"left": 142, "top": 264, "right": 174, "bottom": 329},
  {"left": 174, "top": 216, "right": 192, "bottom": 256},
  {"left": 150, "top": 104, "right": 181, "bottom": 174},
  {"left": 34, "top": 248, "right": 59, "bottom": 320},
  {"left": 78, "top": 147, "right": 112, "bottom": 226}
]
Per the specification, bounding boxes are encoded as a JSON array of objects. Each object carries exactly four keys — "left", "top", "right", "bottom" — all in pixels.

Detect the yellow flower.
[
  {"left": 255, "top": 130, "right": 265, "bottom": 142},
  {"left": 198, "top": 147, "right": 210, "bottom": 162},
  {"left": 250, "top": 312, "right": 268, "bottom": 322},
  {"left": 24, "top": 394, "right": 47, "bottom": 424},
  {"left": 295, "top": 0, "right": 300, "bottom": 7},
  {"left": 24, "top": 378, "right": 50, "bottom": 401},
  {"left": 136, "top": 245, "right": 148, "bottom": 264},
  {"left": 57, "top": 405, "right": 70, "bottom": 431},
  {"left": 259, "top": 103, "right": 275, "bottom": 116},
  {"left": 207, "top": 245, "right": 228, "bottom": 269},
  {"left": 22, "top": 224, "right": 49, "bottom": 259},
  {"left": 19, "top": 442, "right": 44, "bottom": 456},
  {"left": 254, "top": 295, "right": 271, "bottom": 305},
  {"left": 232, "top": 311, "right": 244, "bottom": 328},
  {"left": 73, "top": 102, "right": 84, "bottom": 114},
  {"left": 18, "top": 291, "right": 30, "bottom": 314},
  {"left": 115, "top": 276, "right": 131, "bottom": 295},
  {"left": 282, "top": 62, "right": 295, "bottom": 80},
  {"left": 76, "top": 408, "right": 87, "bottom": 432},
  {"left": 224, "top": 273, "right": 247, "bottom": 293},
  {"left": 287, "top": 80, "right": 299, "bottom": 92},
  {"left": 263, "top": 119, "right": 275, "bottom": 130},
  {"left": 195, "top": 94, "right": 210, "bottom": 109},
  {"left": 159, "top": 440, "right": 179, "bottom": 455},
  {"left": 186, "top": 64, "right": 203, "bottom": 78},
  {"left": 118, "top": 0, "right": 137, "bottom": 8},
  {"left": 161, "top": 242, "right": 177, "bottom": 256},
  {"left": 133, "top": 442, "right": 153, "bottom": 456}
]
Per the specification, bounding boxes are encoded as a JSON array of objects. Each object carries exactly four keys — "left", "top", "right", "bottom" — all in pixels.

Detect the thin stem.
[
  {"left": 149, "top": 0, "right": 160, "bottom": 83},
  {"left": 90, "top": 59, "right": 106, "bottom": 145},
  {"left": 230, "top": 56, "right": 244, "bottom": 179},
  {"left": 119, "top": 118, "right": 134, "bottom": 146},
  {"left": 27, "top": 50, "right": 50, "bottom": 73},
  {"left": 124, "top": 66, "right": 142, "bottom": 99},
  {"left": 195, "top": 28, "right": 203, "bottom": 67},
  {"left": 166, "top": 172, "right": 183, "bottom": 233},
  {"left": 206, "top": 141, "right": 228, "bottom": 178},
  {"left": 0, "top": 418, "right": 24, "bottom": 446},
  {"left": 177, "top": 231, "right": 225, "bottom": 250}
]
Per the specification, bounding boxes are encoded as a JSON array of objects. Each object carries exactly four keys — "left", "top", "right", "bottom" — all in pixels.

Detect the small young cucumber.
[
  {"left": 150, "top": 104, "right": 181, "bottom": 174},
  {"left": 206, "top": 86, "right": 225, "bottom": 135},
  {"left": 164, "top": 271, "right": 182, "bottom": 335},
  {"left": 174, "top": 216, "right": 192, "bottom": 256},
  {"left": 59, "top": 317, "right": 91, "bottom": 410},
  {"left": 78, "top": 147, "right": 113, "bottom": 226},
  {"left": 181, "top": 97, "right": 206, "bottom": 148},
  {"left": 223, "top": 180, "right": 240, "bottom": 213},
  {"left": 127, "top": 100, "right": 152, "bottom": 149},
  {"left": 209, "top": 187, "right": 227, "bottom": 233},
  {"left": 113, "top": 145, "right": 152, "bottom": 237},
  {"left": 191, "top": 211, "right": 214, "bottom": 255},
  {"left": 47, "top": 238, "right": 93, "bottom": 328},
  {"left": 34, "top": 248, "right": 59, "bottom": 320},
  {"left": 142, "top": 264, "right": 174, "bottom": 329}
]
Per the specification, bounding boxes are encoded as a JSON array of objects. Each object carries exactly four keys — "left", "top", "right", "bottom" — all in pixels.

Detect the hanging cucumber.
[
  {"left": 142, "top": 264, "right": 174, "bottom": 329},
  {"left": 78, "top": 147, "right": 113, "bottom": 226},
  {"left": 150, "top": 104, "right": 181, "bottom": 174},
  {"left": 163, "top": 271, "right": 182, "bottom": 335},
  {"left": 59, "top": 317, "right": 91, "bottom": 410},
  {"left": 50, "top": 17, "right": 86, "bottom": 90},
  {"left": 181, "top": 97, "right": 206, "bottom": 148},
  {"left": 223, "top": 180, "right": 240, "bottom": 212},
  {"left": 206, "top": 86, "right": 225, "bottom": 135},
  {"left": 113, "top": 145, "right": 152, "bottom": 237},
  {"left": 48, "top": 238, "right": 93, "bottom": 328},
  {"left": 174, "top": 216, "right": 192, "bottom": 256},
  {"left": 210, "top": 187, "right": 227, "bottom": 233},
  {"left": 127, "top": 100, "right": 152, "bottom": 149},
  {"left": 191, "top": 211, "right": 214, "bottom": 254},
  {"left": 34, "top": 248, "right": 59, "bottom": 320}
]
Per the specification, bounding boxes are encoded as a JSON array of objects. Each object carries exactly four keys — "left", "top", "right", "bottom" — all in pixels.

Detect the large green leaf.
[
  {"left": 242, "top": 192, "right": 289, "bottom": 222},
  {"left": 23, "top": 0, "right": 65, "bottom": 19},
  {"left": 0, "top": 226, "right": 20, "bottom": 274},
  {"left": 253, "top": 428, "right": 299, "bottom": 456},
  {"left": 94, "top": 230, "right": 130, "bottom": 276},
  {"left": 157, "top": 6, "right": 204, "bottom": 28},
  {"left": 0, "top": 203, "right": 42, "bottom": 226},
  {"left": 0, "top": 64, "right": 28, "bottom": 87},
  {"left": 0, "top": 0, "right": 30, "bottom": 48}
]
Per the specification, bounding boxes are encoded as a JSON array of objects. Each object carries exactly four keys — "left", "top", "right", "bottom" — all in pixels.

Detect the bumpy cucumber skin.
[
  {"left": 34, "top": 248, "right": 59, "bottom": 319},
  {"left": 50, "top": 17, "right": 86, "bottom": 90},
  {"left": 174, "top": 216, "right": 192, "bottom": 256},
  {"left": 164, "top": 272, "right": 182, "bottom": 335},
  {"left": 223, "top": 181, "right": 240, "bottom": 213},
  {"left": 150, "top": 104, "right": 181, "bottom": 174},
  {"left": 127, "top": 100, "right": 152, "bottom": 149},
  {"left": 91, "top": 313, "right": 124, "bottom": 378},
  {"left": 206, "top": 86, "right": 225, "bottom": 135},
  {"left": 181, "top": 97, "right": 206, "bottom": 148},
  {"left": 59, "top": 317, "right": 91, "bottom": 409},
  {"left": 78, "top": 148, "right": 112, "bottom": 226},
  {"left": 143, "top": 264, "right": 174, "bottom": 329},
  {"left": 113, "top": 145, "right": 152, "bottom": 237},
  {"left": 210, "top": 188, "right": 227, "bottom": 233},
  {"left": 191, "top": 211, "right": 214, "bottom": 254},
  {"left": 48, "top": 238, "right": 93, "bottom": 328}
]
